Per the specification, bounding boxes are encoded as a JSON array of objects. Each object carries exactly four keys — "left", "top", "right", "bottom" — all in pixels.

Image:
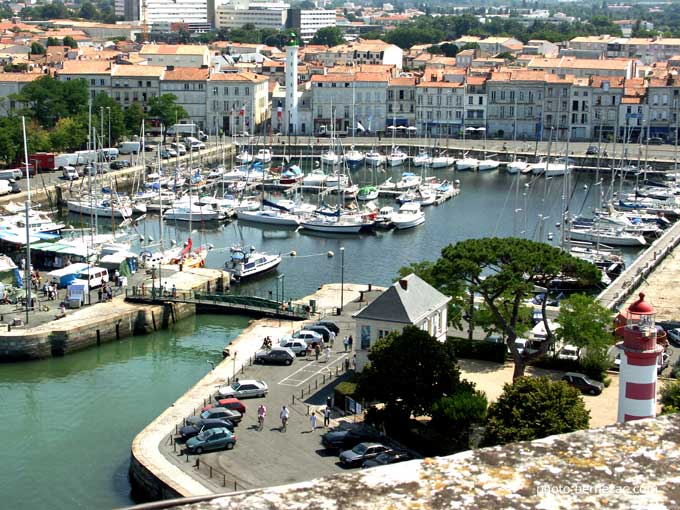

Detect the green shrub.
[
  {"left": 446, "top": 337, "right": 506, "bottom": 363},
  {"left": 334, "top": 381, "right": 358, "bottom": 408}
]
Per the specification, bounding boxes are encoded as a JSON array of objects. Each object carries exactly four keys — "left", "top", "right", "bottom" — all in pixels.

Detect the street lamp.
[
  {"left": 106, "top": 107, "right": 111, "bottom": 148},
  {"left": 340, "top": 246, "right": 345, "bottom": 313}
]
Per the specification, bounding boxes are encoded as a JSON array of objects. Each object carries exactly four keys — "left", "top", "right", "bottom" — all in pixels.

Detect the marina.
[{"left": 1, "top": 135, "right": 680, "bottom": 510}]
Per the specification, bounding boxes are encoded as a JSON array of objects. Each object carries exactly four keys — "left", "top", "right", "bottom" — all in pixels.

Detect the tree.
[
  {"left": 481, "top": 376, "right": 590, "bottom": 447},
  {"left": 78, "top": 1, "right": 98, "bottom": 20},
  {"left": 0, "top": 117, "right": 22, "bottom": 164},
  {"left": 298, "top": 0, "right": 316, "bottom": 8},
  {"left": 556, "top": 294, "right": 613, "bottom": 378},
  {"left": 124, "top": 102, "right": 146, "bottom": 134},
  {"left": 357, "top": 326, "right": 465, "bottom": 423},
  {"left": 310, "top": 26, "right": 344, "bottom": 47},
  {"left": 13, "top": 75, "right": 88, "bottom": 127},
  {"left": 30, "top": 42, "right": 45, "bottom": 55},
  {"left": 440, "top": 43, "right": 459, "bottom": 57},
  {"left": 147, "top": 94, "right": 188, "bottom": 136},
  {"left": 660, "top": 380, "right": 680, "bottom": 415},
  {"left": 49, "top": 116, "right": 87, "bottom": 151},
  {"left": 92, "top": 93, "right": 127, "bottom": 145},
  {"left": 431, "top": 383, "right": 487, "bottom": 449},
  {"left": 46, "top": 36, "right": 60, "bottom": 47},
  {"left": 63, "top": 36, "right": 78, "bottom": 49},
  {"left": 433, "top": 238, "right": 600, "bottom": 380}
]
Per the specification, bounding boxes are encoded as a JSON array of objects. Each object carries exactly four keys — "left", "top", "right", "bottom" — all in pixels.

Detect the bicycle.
[{"left": 281, "top": 416, "right": 288, "bottom": 432}]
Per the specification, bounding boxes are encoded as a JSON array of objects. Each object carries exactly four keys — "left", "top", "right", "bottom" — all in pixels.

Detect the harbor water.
[{"left": 0, "top": 165, "right": 642, "bottom": 510}]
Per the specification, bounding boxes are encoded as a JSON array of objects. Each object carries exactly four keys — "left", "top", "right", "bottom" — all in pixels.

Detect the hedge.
[{"left": 446, "top": 337, "right": 506, "bottom": 364}]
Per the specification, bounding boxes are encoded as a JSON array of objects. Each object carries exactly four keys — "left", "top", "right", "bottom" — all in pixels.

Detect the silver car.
[{"left": 217, "top": 379, "right": 268, "bottom": 399}]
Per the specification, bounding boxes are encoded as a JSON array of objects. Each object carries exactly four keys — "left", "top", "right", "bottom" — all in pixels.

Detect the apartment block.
[
  {"left": 139, "top": 45, "right": 211, "bottom": 68},
  {"left": 206, "top": 71, "right": 269, "bottom": 135}
]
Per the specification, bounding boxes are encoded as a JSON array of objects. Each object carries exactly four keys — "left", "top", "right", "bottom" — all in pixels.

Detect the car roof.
[
  {"left": 298, "top": 329, "right": 321, "bottom": 335},
  {"left": 358, "top": 442, "right": 383, "bottom": 448},
  {"left": 564, "top": 372, "right": 587, "bottom": 378},
  {"left": 218, "top": 397, "right": 242, "bottom": 403},
  {"left": 233, "top": 379, "right": 264, "bottom": 385}
]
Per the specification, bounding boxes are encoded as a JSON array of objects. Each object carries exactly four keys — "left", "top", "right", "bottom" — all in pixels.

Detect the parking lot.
[{"left": 160, "top": 341, "right": 370, "bottom": 490}]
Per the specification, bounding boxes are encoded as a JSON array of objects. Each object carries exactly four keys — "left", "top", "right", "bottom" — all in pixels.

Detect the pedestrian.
[
  {"left": 323, "top": 406, "right": 331, "bottom": 427},
  {"left": 171, "top": 284, "right": 177, "bottom": 298},
  {"left": 326, "top": 395, "right": 332, "bottom": 409},
  {"left": 280, "top": 405, "right": 289, "bottom": 432},
  {"left": 348, "top": 335, "right": 353, "bottom": 351},
  {"left": 324, "top": 346, "right": 331, "bottom": 363},
  {"left": 310, "top": 411, "right": 317, "bottom": 431},
  {"left": 59, "top": 303, "right": 66, "bottom": 317},
  {"left": 344, "top": 358, "right": 350, "bottom": 371},
  {"left": 257, "top": 404, "right": 267, "bottom": 431},
  {"left": 314, "top": 343, "right": 320, "bottom": 361},
  {"left": 98, "top": 287, "right": 103, "bottom": 303},
  {"left": 352, "top": 353, "right": 356, "bottom": 370},
  {"left": 343, "top": 336, "right": 348, "bottom": 352},
  {"left": 329, "top": 330, "right": 335, "bottom": 348}
]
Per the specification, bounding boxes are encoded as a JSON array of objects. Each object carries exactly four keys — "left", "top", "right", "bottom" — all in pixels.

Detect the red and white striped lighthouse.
[{"left": 617, "top": 292, "right": 663, "bottom": 423}]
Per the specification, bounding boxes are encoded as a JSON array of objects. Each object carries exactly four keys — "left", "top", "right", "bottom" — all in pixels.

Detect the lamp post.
[
  {"left": 340, "top": 246, "right": 345, "bottom": 313},
  {"left": 106, "top": 107, "right": 111, "bottom": 148}
]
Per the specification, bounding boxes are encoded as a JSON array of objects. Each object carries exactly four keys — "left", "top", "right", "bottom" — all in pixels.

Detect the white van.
[
  {"left": 101, "top": 148, "right": 119, "bottom": 161},
  {"left": 118, "top": 141, "right": 142, "bottom": 155},
  {"left": 0, "top": 180, "right": 11, "bottom": 196},
  {"left": 71, "top": 267, "right": 109, "bottom": 289},
  {"left": 62, "top": 166, "right": 79, "bottom": 180}
]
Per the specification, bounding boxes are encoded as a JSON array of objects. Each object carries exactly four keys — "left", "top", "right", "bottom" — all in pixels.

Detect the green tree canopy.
[
  {"left": 482, "top": 376, "right": 590, "bottom": 447},
  {"left": 13, "top": 75, "right": 88, "bottom": 128},
  {"left": 63, "top": 35, "right": 78, "bottom": 49},
  {"left": 431, "top": 383, "right": 487, "bottom": 449},
  {"left": 310, "top": 26, "right": 344, "bottom": 46},
  {"left": 0, "top": 117, "right": 22, "bottom": 164},
  {"left": 556, "top": 294, "right": 613, "bottom": 351},
  {"left": 124, "top": 102, "right": 146, "bottom": 135},
  {"left": 92, "top": 93, "right": 127, "bottom": 146},
  {"left": 30, "top": 42, "right": 45, "bottom": 55},
  {"left": 49, "top": 116, "right": 87, "bottom": 151},
  {"left": 147, "top": 94, "right": 188, "bottom": 135},
  {"left": 660, "top": 379, "right": 680, "bottom": 415},
  {"left": 78, "top": 1, "right": 98, "bottom": 20},
  {"left": 357, "top": 326, "right": 466, "bottom": 422},
  {"left": 433, "top": 238, "right": 601, "bottom": 380},
  {"left": 46, "top": 36, "right": 61, "bottom": 47}
]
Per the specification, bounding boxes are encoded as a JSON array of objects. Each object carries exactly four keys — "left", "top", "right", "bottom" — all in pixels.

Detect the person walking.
[
  {"left": 348, "top": 335, "right": 353, "bottom": 351},
  {"left": 324, "top": 345, "right": 331, "bottom": 363},
  {"left": 343, "top": 336, "right": 349, "bottom": 352},
  {"left": 329, "top": 330, "right": 335, "bottom": 348},
  {"left": 314, "top": 343, "right": 320, "bottom": 361},
  {"left": 257, "top": 404, "right": 267, "bottom": 431},
  {"left": 323, "top": 406, "right": 331, "bottom": 427},
  {"left": 280, "top": 405, "right": 289, "bottom": 432},
  {"left": 310, "top": 411, "right": 317, "bottom": 431}
]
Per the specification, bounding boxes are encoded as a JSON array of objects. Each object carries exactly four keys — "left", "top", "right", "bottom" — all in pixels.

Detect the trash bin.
[
  {"left": 309, "top": 299, "right": 317, "bottom": 313},
  {"left": 336, "top": 307, "right": 341, "bottom": 316}
]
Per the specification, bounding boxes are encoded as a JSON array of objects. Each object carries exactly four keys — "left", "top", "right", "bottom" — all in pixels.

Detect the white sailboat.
[
  {"left": 386, "top": 146, "right": 408, "bottom": 167},
  {"left": 237, "top": 209, "right": 301, "bottom": 227}
]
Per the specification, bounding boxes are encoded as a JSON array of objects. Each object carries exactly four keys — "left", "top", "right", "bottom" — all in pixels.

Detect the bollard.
[
  {"left": 223, "top": 474, "right": 226, "bottom": 487},
  {"left": 292, "top": 395, "right": 295, "bottom": 404},
  {"left": 300, "top": 389, "right": 303, "bottom": 399},
  {"left": 315, "top": 379, "right": 318, "bottom": 389},
  {"left": 234, "top": 481, "right": 237, "bottom": 491},
  {"left": 186, "top": 454, "right": 189, "bottom": 463},
  {"left": 308, "top": 383, "right": 311, "bottom": 393},
  {"left": 210, "top": 466, "right": 213, "bottom": 478},
  {"left": 323, "top": 374, "right": 326, "bottom": 383},
  {"left": 174, "top": 442, "right": 176, "bottom": 452},
  {"left": 306, "top": 404, "right": 310, "bottom": 415}
]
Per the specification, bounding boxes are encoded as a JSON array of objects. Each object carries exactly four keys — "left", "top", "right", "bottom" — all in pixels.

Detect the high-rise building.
[
  {"left": 286, "top": 8, "right": 336, "bottom": 42},
  {"left": 215, "top": 0, "right": 289, "bottom": 31}
]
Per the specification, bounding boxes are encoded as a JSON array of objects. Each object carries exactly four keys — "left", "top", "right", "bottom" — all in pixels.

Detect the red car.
[{"left": 203, "top": 397, "right": 247, "bottom": 415}]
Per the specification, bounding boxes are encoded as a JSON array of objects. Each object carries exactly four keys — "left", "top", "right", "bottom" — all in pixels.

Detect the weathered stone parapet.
[{"left": 137, "top": 414, "right": 680, "bottom": 510}]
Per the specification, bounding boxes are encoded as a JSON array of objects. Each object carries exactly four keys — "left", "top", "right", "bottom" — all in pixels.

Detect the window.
[
  {"left": 399, "top": 90, "right": 404, "bottom": 100},
  {"left": 456, "top": 96, "right": 462, "bottom": 106},
  {"left": 500, "top": 90, "right": 506, "bottom": 101},
  {"left": 548, "top": 87, "right": 553, "bottom": 97},
  {"left": 388, "top": 104, "right": 393, "bottom": 113},
  {"left": 519, "top": 91, "right": 525, "bottom": 101},
  {"left": 90, "top": 79, "right": 95, "bottom": 85},
  {"left": 388, "top": 90, "right": 394, "bottom": 101},
  {"left": 509, "top": 90, "right": 515, "bottom": 101},
  {"left": 446, "top": 96, "right": 452, "bottom": 106},
  {"left": 138, "top": 81, "right": 142, "bottom": 87},
  {"left": 184, "top": 83, "right": 189, "bottom": 90},
  {"left": 234, "top": 87, "right": 239, "bottom": 95},
  {"left": 436, "top": 96, "right": 441, "bottom": 106},
  {"left": 427, "top": 96, "right": 432, "bottom": 105},
  {"left": 427, "top": 110, "right": 432, "bottom": 120},
  {"left": 456, "top": 110, "right": 461, "bottom": 119},
  {"left": 245, "top": 87, "right": 250, "bottom": 95},
  {"left": 491, "top": 90, "right": 497, "bottom": 101},
  {"left": 500, "top": 106, "right": 505, "bottom": 118},
  {"left": 147, "top": 81, "right": 151, "bottom": 87},
  {"left": 213, "top": 87, "right": 218, "bottom": 96},
  {"left": 509, "top": 106, "right": 514, "bottom": 117},
  {"left": 468, "top": 96, "right": 473, "bottom": 105},
  {"left": 100, "top": 79, "right": 105, "bottom": 86}
]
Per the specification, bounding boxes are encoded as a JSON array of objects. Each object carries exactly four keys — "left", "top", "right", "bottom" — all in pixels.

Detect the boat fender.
[
  {"left": 327, "top": 251, "right": 334, "bottom": 258},
  {"left": 290, "top": 251, "right": 297, "bottom": 257}
]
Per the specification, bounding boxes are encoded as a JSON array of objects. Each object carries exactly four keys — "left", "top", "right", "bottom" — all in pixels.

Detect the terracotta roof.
[
  {"left": 208, "top": 71, "right": 267, "bottom": 83},
  {"left": 416, "top": 80, "right": 462, "bottom": 88},
  {"left": 111, "top": 65, "right": 165, "bottom": 77},
  {"left": 60, "top": 60, "right": 112, "bottom": 74},
  {"left": 311, "top": 72, "right": 389, "bottom": 83},
  {"left": 163, "top": 68, "right": 209, "bottom": 81},
  {"left": 389, "top": 76, "right": 416, "bottom": 86},
  {"left": 0, "top": 72, "right": 43, "bottom": 82},
  {"left": 466, "top": 76, "right": 487, "bottom": 85}
]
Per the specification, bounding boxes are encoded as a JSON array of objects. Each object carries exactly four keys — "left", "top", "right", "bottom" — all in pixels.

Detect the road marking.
[{"left": 278, "top": 354, "right": 349, "bottom": 387}]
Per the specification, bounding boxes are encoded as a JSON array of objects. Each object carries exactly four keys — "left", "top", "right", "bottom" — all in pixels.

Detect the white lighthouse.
[
  {"left": 617, "top": 292, "right": 663, "bottom": 423},
  {"left": 284, "top": 35, "right": 299, "bottom": 135}
]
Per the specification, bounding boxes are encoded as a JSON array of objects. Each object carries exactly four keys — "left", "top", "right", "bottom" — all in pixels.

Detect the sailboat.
[
  {"left": 357, "top": 186, "right": 379, "bottom": 201},
  {"left": 321, "top": 103, "right": 344, "bottom": 166},
  {"left": 345, "top": 81, "right": 365, "bottom": 168}
]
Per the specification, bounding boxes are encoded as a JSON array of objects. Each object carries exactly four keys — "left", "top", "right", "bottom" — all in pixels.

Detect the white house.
[{"left": 352, "top": 273, "right": 450, "bottom": 372}]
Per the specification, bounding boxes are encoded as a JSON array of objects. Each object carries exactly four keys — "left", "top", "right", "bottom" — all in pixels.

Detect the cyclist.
[
  {"left": 257, "top": 404, "right": 267, "bottom": 431},
  {"left": 280, "top": 405, "right": 289, "bottom": 432}
]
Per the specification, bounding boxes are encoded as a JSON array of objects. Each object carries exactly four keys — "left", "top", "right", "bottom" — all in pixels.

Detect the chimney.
[
  {"left": 166, "top": 65, "right": 174, "bottom": 71},
  {"left": 399, "top": 279, "right": 408, "bottom": 291}
]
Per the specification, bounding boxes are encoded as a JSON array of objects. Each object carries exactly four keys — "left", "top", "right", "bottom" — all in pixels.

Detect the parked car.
[
  {"left": 647, "top": 137, "right": 664, "bottom": 145},
  {"left": 339, "top": 442, "right": 392, "bottom": 467},
  {"left": 586, "top": 145, "right": 600, "bottom": 155},
  {"left": 110, "top": 159, "right": 131, "bottom": 170},
  {"left": 185, "top": 427, "right": 236, "bottom": 454},
  {"left": 206, "top": 397, "right": 247, "bottom": 415},
  {"left": 562, "top": 372, "right": 604, "bottom": 395},
  {"left": 314, "top": 321, "right": 340, "bottom": 335},
  {"left": 159, "top": 149, "right": 171, "bottom": 159},
  {"left": 305, "top": 325, "right": 332, "bottom": 342},
  {"left": 321, "top": 429, "right": 380, "bottom": 451},
  {"left": 557, "top": 344, "right": 581, "bottom": 362},
  {"left": 666, "top": 327, "right": 680, "bottom": 346},
  {"left": 62, "top": 166, "right": 79, "bottom": 180},
  {"left": 216, "top": 379, "right": 268, "bottom": 399},
  {"left": 179, "top": 418, "right": 235, "bottom": 441},
  {"left": 292, "top": 330, "right": 324, "bottom": 344},
  {"left": 170, "top": 142, "right": 187, "bottom": 155},
  {"left": 279, "top": 339, "right": 308, "bottom": 356},
  {"left": 510, "top": 338, "right": 535, "bottom": 356},
  {"left": 165, "top": 147, "right": 178, "bottom": 157},
  {"left": 144, "top": 143, "right": 158, "bottom": 152},
  {"left": 186, "top": 407, "right": 242, "bottom": 425},
  {"left": 362, "top": 450, "right": 412, "bottom": 468},
  {"left": 183, "top": 137, "right": 206, "bottom": 150},
  {"left": 255, "top": 346, "right": 295, "bottom": 365}
]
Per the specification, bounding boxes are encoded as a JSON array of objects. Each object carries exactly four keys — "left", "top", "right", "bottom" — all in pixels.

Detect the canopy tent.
[
  {"left": 98, "top": 251, "right": 138, "bottom": 278},
  {"left": 0, "top": 254, "right": 18, "bottom": 286}
]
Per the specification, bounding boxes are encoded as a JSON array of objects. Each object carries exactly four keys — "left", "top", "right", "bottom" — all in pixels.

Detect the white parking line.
[{"left": 278, "top": 354, "right": 349, "bottom": 387}]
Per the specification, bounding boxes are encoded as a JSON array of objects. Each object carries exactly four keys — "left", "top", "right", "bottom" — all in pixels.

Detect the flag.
[
  {"left": 356, "top": 121, "right": 365, "bottom": 133},
  {"left": 277, "top": 101, "right": 283, "bottom": 119}
]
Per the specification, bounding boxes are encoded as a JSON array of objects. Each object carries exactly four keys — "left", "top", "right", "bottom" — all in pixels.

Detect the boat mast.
[{"left": 22, "top": 116, "right": 31, "bottom": 324}]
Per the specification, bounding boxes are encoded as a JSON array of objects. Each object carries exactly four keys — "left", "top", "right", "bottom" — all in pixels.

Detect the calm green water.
[{"left": 0, "top": 314, "right": 250, "bottom": 510}]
